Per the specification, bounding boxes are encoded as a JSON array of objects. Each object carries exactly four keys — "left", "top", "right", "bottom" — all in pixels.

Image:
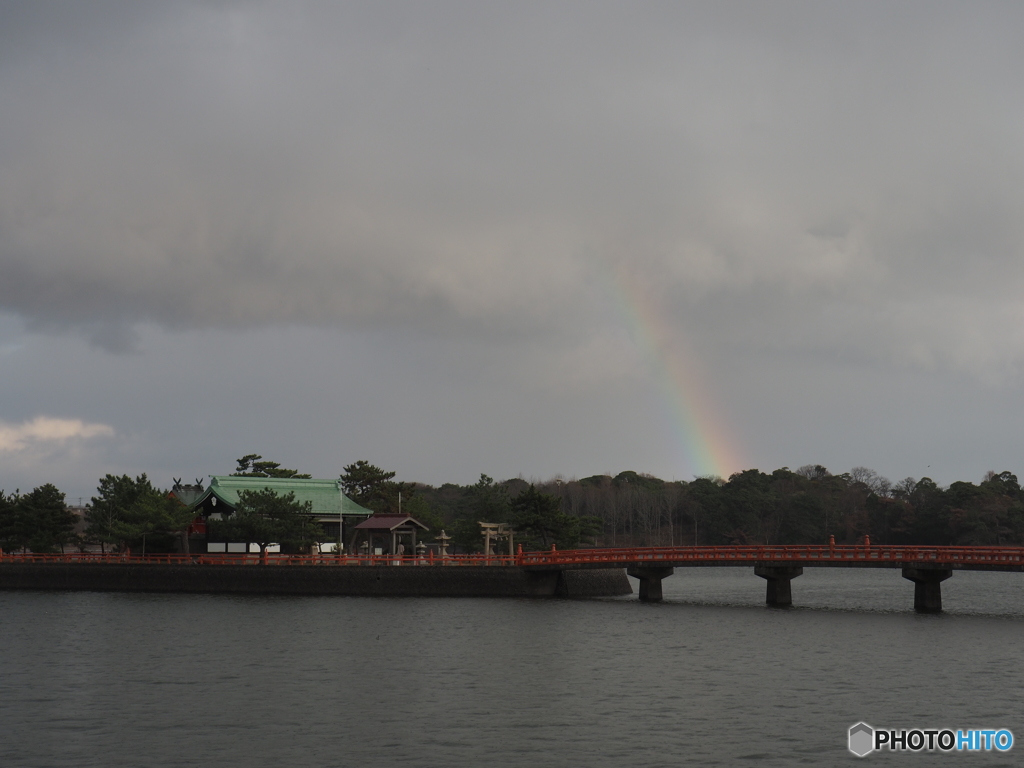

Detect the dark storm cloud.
[
  {"left": 2, "top": 1, "right": 1024, "bottom": 377},
  {"left": 5, "top": 2, "right": 1024, "bottom": 494}
]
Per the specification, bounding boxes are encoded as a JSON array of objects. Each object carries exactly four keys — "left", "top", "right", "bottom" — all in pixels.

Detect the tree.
[
  {"left": 113, "top": 493, "right": 196, "bottom": 554},
  {"left": 86, "top": 474, "right": 194, "bottom": 553},
  {"left": 210, "top": 488, "right": 315, "bottom": 560},
  {"left": 796, "top": 465, "right": 831, "bottom": 480},
  {"left": 892, "top": 477, "right": 918, "bottom": 499},
  {"left": 908, "top": 477, "right": 948, "bottom": 544},
  {"left": 982, "top": 471, "right": 1021, "bottom": 495},
  {"left": 0, "top": 485, "right": 78, "bottom": 554},
  {"left": 18, "top": 484, "right": 77, "bottom": 553},
  {"left": 340, "top": 460, "right": 407, "bottom": 513},
  {"left": 0, "top": 489, "right": 25, "bottom": 552},
  {"left": 449, "top": 474, "right": 512, "bottom": 553},
  {"left": 87, "top": 474, "right": 142, "bottom": 551},
  {"left": 232, "top": 454, "right": 311, "bottom": 478},
  {"left": 511, "top": 484, "right": 601, "bottom": 550},
  {"left": 684, "top": 477, "right": 726, "bottom": 545},
  {"left": 469, "top": 474, "right": 511, "bottom": 522},
  {"left": 401, "top": 492, "right": 442, "bottom": 533}
]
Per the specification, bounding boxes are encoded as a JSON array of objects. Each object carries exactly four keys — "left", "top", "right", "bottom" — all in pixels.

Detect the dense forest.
[
  {"left": 410, "top": 465, "right": 1024, "bottom": 551},
  {"left": 3, "top": 460, "right": 1024, "bottom": 554}
]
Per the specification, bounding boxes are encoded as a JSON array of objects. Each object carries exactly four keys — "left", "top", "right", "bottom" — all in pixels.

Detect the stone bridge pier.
[
  {"left": 626, "top": 565, "right": 674, "bottom": 602},
  {"left": 902, "top": 567, "right": 953, "bottom": 613},
  {"left": 754, "top": 565, "right": 803, "bottom": 607}
]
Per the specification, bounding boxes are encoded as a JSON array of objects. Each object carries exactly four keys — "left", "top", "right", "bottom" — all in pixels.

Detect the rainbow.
[{"left": 608, "top": 267, "right": 743, "bottom": 479}]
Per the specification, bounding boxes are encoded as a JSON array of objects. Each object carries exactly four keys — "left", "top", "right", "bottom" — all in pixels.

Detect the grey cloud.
[{"left": 1, "top": 1, "right": 1023, "bottom": 381}]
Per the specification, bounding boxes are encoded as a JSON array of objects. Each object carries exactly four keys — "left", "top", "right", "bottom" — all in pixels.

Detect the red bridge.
[
  {"left": 5, "top": 543, "right": 1023, "bottom": 612},
  {"left": 518, "top": 543, "right": 1024, "bottom": 611}
]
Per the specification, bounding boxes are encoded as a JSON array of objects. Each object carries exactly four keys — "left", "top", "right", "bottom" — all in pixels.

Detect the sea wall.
[
  {"left": 0, "top": 563, "right": 632, "bottom": 598},
  {"left": 556, "top": 567, "right": 634, "bottom": 597}
]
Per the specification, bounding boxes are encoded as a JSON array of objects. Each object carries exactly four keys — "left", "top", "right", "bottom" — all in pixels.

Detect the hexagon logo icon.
[{"left": 849, "top": 722, "right": 874, "bottom": 757}]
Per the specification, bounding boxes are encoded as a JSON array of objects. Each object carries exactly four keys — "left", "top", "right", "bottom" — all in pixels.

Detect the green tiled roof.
[{"left": 197, "top": 476, "right": 372, "bottom": 517}]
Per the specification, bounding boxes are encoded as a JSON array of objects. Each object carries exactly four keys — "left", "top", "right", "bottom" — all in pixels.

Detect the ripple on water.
[{"left": 1, "top": 569, "right": 1023, "bottom": 767}]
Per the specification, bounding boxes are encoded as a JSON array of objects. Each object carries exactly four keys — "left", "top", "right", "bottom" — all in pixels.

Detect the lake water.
[{"left": 2, "top": 567, "right": 1022, "bottom": 767}]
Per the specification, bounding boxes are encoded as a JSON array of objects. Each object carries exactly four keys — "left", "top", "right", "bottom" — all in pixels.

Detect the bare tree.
[
  {"left": 797, "top": 465, "right": 830, "bottom": 480},
  {"left": 893, "top": 477, "right": 917, "bottom": 498},
  {"left": 850, "top": 466, "right": 878, "bottom": 486}
]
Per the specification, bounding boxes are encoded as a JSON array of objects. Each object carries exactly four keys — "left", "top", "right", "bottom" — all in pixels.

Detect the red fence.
[
  {"left": 3, "top": 544, "right": 1024, "bottom": 567},
  {"left": 517, "top": 544, "right": 1024, "bottom": 567},
  {"left": 0, "top": 551, "right": 521, "bottom": 566}
]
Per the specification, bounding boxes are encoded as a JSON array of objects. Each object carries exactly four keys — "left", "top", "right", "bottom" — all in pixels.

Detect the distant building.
[
  {"left": 169, "top": 478, "right": 206, "bottom": 508},
  {"left": 189, "top": 476, "right": 373, "bottom": 554}
]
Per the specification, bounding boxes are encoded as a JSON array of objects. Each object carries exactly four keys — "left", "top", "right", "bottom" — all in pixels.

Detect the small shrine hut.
[{"left": 352, "top": 514, "right": 430, "bottom": 557}]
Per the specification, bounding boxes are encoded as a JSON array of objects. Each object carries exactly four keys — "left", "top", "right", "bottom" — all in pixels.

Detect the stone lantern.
[{"left": 436, "top": 530, "right": 452, "bottom": 560}]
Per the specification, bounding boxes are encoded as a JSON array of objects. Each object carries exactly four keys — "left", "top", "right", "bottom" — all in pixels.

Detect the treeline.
[
  {"left": 0, "top": 474, "right": 193, "bottom": 554},
  {"left": 413, "top": 466, "right": 1024, "bottom": 549},
  {"left": 0, "top": 455, "right": 323, "bottom": 555},
  {"left": 4, "top": 460, "right": 1024, "bottom": 554}
]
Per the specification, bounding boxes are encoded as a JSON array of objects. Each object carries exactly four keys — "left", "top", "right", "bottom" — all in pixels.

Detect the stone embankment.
[{"left": 0, "top": 563, "right": 632, "bottom": 598}]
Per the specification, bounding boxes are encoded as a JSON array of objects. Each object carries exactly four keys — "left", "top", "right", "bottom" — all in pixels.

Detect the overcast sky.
[{"left": 2, "top": 1, "right": 1024, "bottom": 501}]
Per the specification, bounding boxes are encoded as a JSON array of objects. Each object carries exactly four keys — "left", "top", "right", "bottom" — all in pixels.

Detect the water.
[{"left": 2, "top": 568, "right": 1022, "bottom": 767}]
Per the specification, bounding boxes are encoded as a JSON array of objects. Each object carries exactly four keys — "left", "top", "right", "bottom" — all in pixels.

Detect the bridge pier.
[
  {"left": 902, "top": 567, "right": 952, "bottom": 613},
  {"left": 754, "top": 565, "right": 803, "bottom": 607},
  {"left": 626, "top": 566, "right": 674, "bottom": 602}
]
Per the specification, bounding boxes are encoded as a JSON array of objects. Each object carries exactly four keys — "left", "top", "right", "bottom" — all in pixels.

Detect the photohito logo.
[{"left": 848, "top": 723, "right": 1014, "bottom": 757}]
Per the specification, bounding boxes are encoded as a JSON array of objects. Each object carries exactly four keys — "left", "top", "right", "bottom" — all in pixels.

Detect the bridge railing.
[
  {"left": 3, "top": 545, "right": 1024, "bottom": 567},
  {"left": 517, "top": 544, "right": 1024, "bottom": 567},
  {"left": 0, "top": 551, "right": 522, "bottom": 566}
]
